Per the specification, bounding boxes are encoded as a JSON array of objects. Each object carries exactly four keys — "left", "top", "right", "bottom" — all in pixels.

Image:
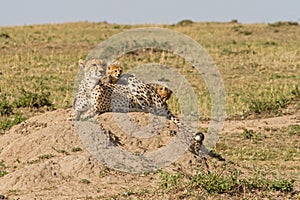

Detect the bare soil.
[{"left": 0, "top": 108, "right": 299, "bottom": 199}]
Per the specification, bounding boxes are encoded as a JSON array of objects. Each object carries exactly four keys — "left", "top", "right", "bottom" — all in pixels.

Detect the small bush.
[
  {"left": 0, "top": 170, "right": 8, "bottom": 177},
  {"left": 0, "top": 94, "right": 13, "bottom": 116},
  {"left": 176, "top": 19, "right": 194, "bottom": 26},
  {"left": 0, "top": 113, "right": 26, "bottom": 132},
  {"left": 14, "top": 88, "right": 53, "bottom": 109},
  {"left": 0, "top": 32, "right": 10, "bottom": 39}
]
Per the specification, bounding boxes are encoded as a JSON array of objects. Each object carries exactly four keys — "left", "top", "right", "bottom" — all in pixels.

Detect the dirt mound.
[
  {"left": 0, "top": 109, "right": 202, "bottom": 199},
  {"left": 0, "top": 109, "right": 299, "bottom": 199}
]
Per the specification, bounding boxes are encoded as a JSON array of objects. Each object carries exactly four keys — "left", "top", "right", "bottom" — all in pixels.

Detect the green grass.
[
  {"left": 79, "top": 178, "right": 91, "bottom": 184},
  {"left": 71, "top": 147, "right": 82, "bottom": 152},
  {"left": 246, "top": 88, "right": 290, "bottom": 116},
  {"left": 0, "top": 113, "right": 25, "bottom": 132},
  {"left": 157, "top": 165, "right": 295, "bottom": 198},
  {"left": 51, "top": 146, "right": 70, "bottom": 155},
  {"left": 159, "top": 171, "right": 183, "bottom": 190},
  {"left": 27, "top": 154, "right": 55, "bottom": 164},
  {"left": 0, "top": 94, "right": 13, "bottom": 116},
  {"left": 0, "top": 160, "right": 8, "bottom": 177},
  {"left": 288, "top": 124, "right": 300, "bottom": 136},
  {"left": 0, "top": 170, "right": 8, "bottom": 177},
  {"left": 13, "top": 87, "right": 53, "bottom": 109}
]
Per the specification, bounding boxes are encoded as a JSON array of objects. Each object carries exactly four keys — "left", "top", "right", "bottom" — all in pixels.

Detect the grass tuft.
[
  {"left": 71, "top": 147, "right": 82, "bottom": 152},
  {"left": 79, "top": 178, "right": 91, "bottom": 184},
  {"left": 247, "top": 89, "right": 289, "bottom": 116},
  {"left": 0, "top": 113, "right": 25, "bottom": 132},
  {"left": 159, "top": 171, "right": 182, "bottom": 190},
  {"left": 0, "top": 170, "right": 8, "bottom": 177},
  {"left": 14, "top": 88, "right": 53, "bottom": 109},
  {"left": 189, "top": 169, "right": 239, "bottom": 194},
  {"left": 0, "top": 94, "right": 13, "bottom": 116},
  {"left": 288, "top": 124, "right": 300, "bottom": 136}
]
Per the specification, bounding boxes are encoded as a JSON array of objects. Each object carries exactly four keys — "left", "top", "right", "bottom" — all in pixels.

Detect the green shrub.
[
  {"left": 14, "top": 88, "right": 53, "bottom": 109},
  {"left": 0, "top": 170, "right": 8, "bottom": 177},
  {"left": 160, "top": 171, "right": 183, "bottom": 190},
  {"left": 0, "top": 94, "right": 13, "bottom": 116},
  {"left": 269, "top": 179, "right": 294, "bottom": 192},
  {"left": 247, "top": 90, "right": 289, "bottom": 115},
  {"left": 176, "top": 19, "right": 194, "bottom": 26},
  {"left": 0, "top": 32, "right": 10, "bottom": 39},
  {"left": 0, "top": 113, "right": 25, "bottom": 132}
]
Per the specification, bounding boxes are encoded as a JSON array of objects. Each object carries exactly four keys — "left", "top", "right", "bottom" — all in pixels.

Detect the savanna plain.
[{"left": 0, "top": 20, "right": 299, "bottom": 199}]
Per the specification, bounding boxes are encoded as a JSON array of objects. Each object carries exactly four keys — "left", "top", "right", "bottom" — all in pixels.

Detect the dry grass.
[
  {"left": 0, "top": 21, "right": 299, "bottom": 199},
  {"left": 0, "top": 22, "right": 299, "bottom": 119}
]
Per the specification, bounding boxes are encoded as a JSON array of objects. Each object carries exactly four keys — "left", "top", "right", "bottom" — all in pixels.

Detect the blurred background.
[{"left": 1, "top": 0, "right": 300, "bottom": 26}]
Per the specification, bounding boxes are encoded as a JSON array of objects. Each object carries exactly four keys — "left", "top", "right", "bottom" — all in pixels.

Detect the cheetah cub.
[
  {"left": 101, "top": 61, "right": 123, "bottom": 84},
  {"left": 150, "top": 83, "right": 172, "bottom": 103}
]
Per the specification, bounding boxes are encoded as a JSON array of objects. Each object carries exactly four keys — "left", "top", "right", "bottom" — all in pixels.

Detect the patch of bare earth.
[{"left": 0, "top": 109, "right": 299, "bottom": 199}]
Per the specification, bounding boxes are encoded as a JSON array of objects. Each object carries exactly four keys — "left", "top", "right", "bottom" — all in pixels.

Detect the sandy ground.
[{"left": 0, "top": 108, "right": 299, "bottom": 199}]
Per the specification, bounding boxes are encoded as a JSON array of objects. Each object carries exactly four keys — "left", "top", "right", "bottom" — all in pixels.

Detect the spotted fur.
[
  {"left": 73, "top": 59, "right": 105, "bottom": 120},
  {"left": 101, "top": 61, "right": 123, "bottom": 84}
]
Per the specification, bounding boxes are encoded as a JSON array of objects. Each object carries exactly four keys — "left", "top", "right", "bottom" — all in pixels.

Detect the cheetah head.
[
  {"left": 106, "top": 61, "right": 123, "bottom": 80},
  {"left": 79, "top": 59, "right": 106, "bottom": 79}
]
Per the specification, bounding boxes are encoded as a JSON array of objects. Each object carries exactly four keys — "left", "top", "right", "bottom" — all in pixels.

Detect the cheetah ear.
[
  {"left": 113, "top": 61, "right": 120, "bottom": 65},
  {"left": 78, "top": 59, "right": 85, "bottom": 69}
]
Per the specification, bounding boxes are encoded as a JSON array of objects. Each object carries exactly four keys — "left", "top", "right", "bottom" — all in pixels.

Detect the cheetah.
[
  {"left": 72, "top": 59, "right": 204, "bottom": 154},
  {"left": 92, "top": 74, "right": 204, "bottom": 152},
  {"left": 95, "top": 74, "right": 188, "bottom": 131},
  {"left": 149, "top": 83, "right": 172, "bottom": 104},
  {"left": 101, "top": 61, "right": 123, "bottom": 84},
  {"left": 93, "top": 74, "right": 178, "bottom": 122},
  {"left": 73, "top": 59, "right": 105, "bottom": 120}
]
